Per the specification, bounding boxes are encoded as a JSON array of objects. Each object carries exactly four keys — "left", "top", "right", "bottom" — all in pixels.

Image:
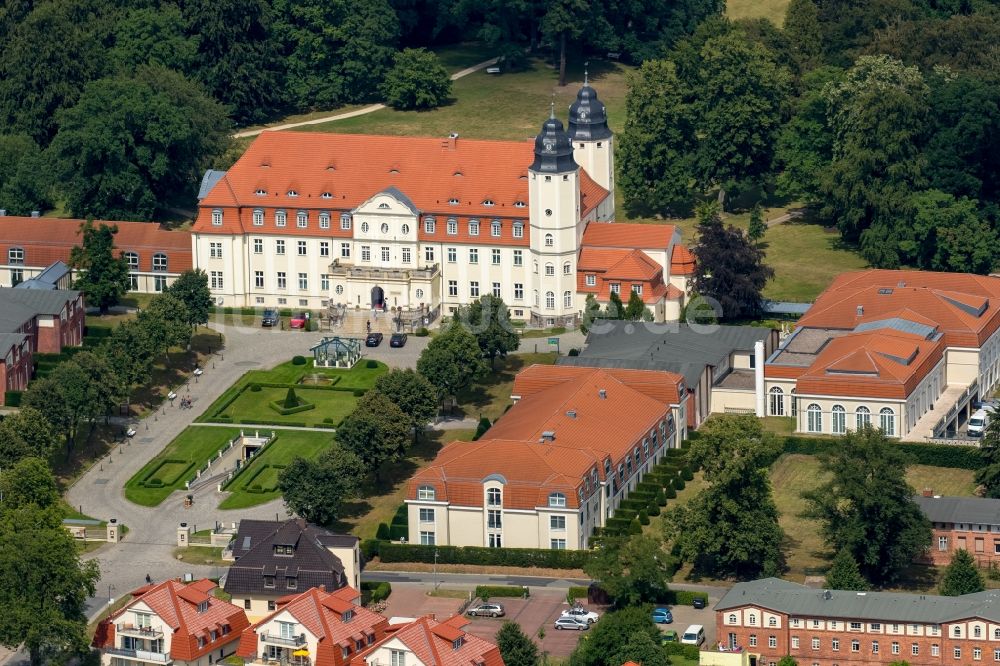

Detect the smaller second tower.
[{"left": 568, "top": 71, "right": 614, "bottom": 213}]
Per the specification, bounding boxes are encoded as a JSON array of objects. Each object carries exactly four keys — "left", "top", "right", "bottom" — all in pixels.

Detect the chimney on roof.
[
  {"left": 447, "top": 132, "right": 459, "bottom": 150},
  {"left": 856, "top": 305, "right": 864, "bottom": 317},
  {"left": 540, "top": 430, "right": 556, "bottom": 442},
  {"left": 898, "top": 281, "right": 906, "bottom": 288},
  {"left": 823, "top": 590, "right": 832, "bottom": 600},
  {"left": 30, "top": 210, "right": 39, "bottom": 218},
  {"left": 567, "top": 410, "right": 576, "bottom": 418},
  {"left": 922, "top": 488, "right": 934, "bottom": 497},
  {"left": 599, "top": 389, "right": 607, "bottom": 399}
]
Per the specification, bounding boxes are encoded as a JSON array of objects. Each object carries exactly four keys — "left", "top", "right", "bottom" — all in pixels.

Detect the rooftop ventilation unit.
[
  {"left": 566, "top": 410, "right": 577, "bottom": 418},
  {"left": 598, "top": 389, "right": 607, "bottom": 399},
  {"left": 856, "top": 305, "right": 864, "bottom": 317},
  {"left": 540, "top": 430, "right": 556, "bottom": 442}
]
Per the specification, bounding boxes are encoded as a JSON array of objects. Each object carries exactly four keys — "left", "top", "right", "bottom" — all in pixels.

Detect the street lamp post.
[
  {"left": 433, "top": 548, "right": 439, "bottom": 590},
  {"left": 108, "top": 584, "right": 116, "bottom": 607}
]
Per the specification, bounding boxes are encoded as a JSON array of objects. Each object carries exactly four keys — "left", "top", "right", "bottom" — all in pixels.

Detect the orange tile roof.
[
  {"left": 798, "top": 270, "right": 1000, "bottom": 347},
  {"left": 670, "top": 244, "right": 695, "bottom": 276},
  {"left": 95, "top": 579, "right": 249, "bottom": 662},
  {"left": 351, "top": 616, "right": 503, "bottom": 666},
  {"left": 606, "top": 250, "right": 661, "bottom": 281},
  {"left": 237, "top": 586, "right": 387, "bottom": 666},
  {"left": 577, "top": 248, "right": 668, "bottom": 304},
  {"left": 579, "top": 170, "right": 610, "bottom": 219},
  {"left": 581, "top": 222, "right": 676, "bottom": 249},
  {"left": 796, "top": 330, "right": 945, "bottom": 399},
  {"left": 0, "top": 216, "right": 192, "bottom": 272},
  {"left": 409, "top": 365, "right": 684, "bottom": 509}
]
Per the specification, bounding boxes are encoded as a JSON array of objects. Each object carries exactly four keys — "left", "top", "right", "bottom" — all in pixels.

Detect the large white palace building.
[{"left": 192, "top": 82, "right": 695, "bottom": 324}]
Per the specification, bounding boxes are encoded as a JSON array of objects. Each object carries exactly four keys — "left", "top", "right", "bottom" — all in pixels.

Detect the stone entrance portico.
[{"left": 327, "top": 262, "right": 440, "bottom": 311}]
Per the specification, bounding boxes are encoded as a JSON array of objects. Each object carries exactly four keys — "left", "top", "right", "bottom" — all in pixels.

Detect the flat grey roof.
[
  {"left": 768, "top": 327, "right": 850, "bottom": 367},
  {"left": 763, "top": 301, "right": 812, "bottom": 316},
  {"left": 716, "top": 578, "right": 1000, "bottom": 624},
  {"left": 559, "top": 321, "right": 771, "bottom": 386},
  {"left": 0, "top": 288, "right": 78, "bottom": 316},
  {"left": 716, "top": 370, "right": 756, "bottom": 390},
  {"left": 913, "top": 494, "right": 1000, "bottom": 526},
  {"left": 16, "top": 261, "right": 70, "bottom": 290}
]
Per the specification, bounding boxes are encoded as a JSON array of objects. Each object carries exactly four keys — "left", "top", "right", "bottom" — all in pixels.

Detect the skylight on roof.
[
  {"left": 878, "top": 288, "right": 893, "bottom": 295},
  {"left": 483, "top": 199, "right": 495, "bottom": 207},
  {"left": 514, "top": 201, "right": 526, "bottom": 208},
  {"left": 448, "top": 198, "right": 460, "bottom": 205},
  {"left": 287, "top": 190, "right": 298, "bottom": 197},
  {"left": 255, "top": 189, "right": 267, "bottom": 196},
  {"left": 321, "top": 192, "right": 332, "bottom": 199}
]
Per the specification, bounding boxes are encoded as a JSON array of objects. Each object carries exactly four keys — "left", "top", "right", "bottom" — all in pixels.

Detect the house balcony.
[
  {"left": 260, "top": 633, "right": 307, "bottom": 647},
  {"left": 327, "top": 261, "right": 440, "bottom": 282},
  {"left": 104, "top": 647, "right": 171, "bottom": 663},
  {"left": 116, "top": 625, "right": 164, "bottom": 640}
]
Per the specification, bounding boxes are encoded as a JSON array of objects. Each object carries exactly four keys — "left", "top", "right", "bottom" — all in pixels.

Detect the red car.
[{"left": 290, "top": 312, "right": 307, "bottom": 329}]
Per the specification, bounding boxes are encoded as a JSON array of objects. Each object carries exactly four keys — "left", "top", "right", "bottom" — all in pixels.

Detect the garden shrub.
[
  {"left": 361, "top": 539, "right": 381, "bottom": 559},
  {"left": 663, "top": 643, "right": 701, "bottom": 661},
  {"left": 638, "top": 510, "right": 649, "bottom": 525},
  {"left": 473, "top": 416, "right": 492, "bottom": 440},
  {"left": 681, "top": 466, "right": 694, "bottom": 481},
  {"left": 415, "top": 327, "right": 429, "bottom": 337},
  {"left": 268, "top": 400, "right": 315, "bottom": 415},
  {"left": 366, "top": 360, "right": 379, "bottom": 369},
  {"left": 323, "top": 417, "right": 334, "bottom": 423},
  {"left": 361, "top": 581, "right": 392, "bottom": 603},
  {"left": 568, "top": 348, "right": 579, "bottom": 356},
  {"left": 284, "top": 387, "right": 298, "bottom": 408},
  {"left": 291, "top": 355, "right": 307, "bottom": 365},
  {"left": 476, "top": 585, "right": 527, "bottom": 599},
  {"left": 629, "top": 518, "right": 642, "bottom": 534},
  {"left": 378, "top": 543, "right": 589, "bottom": 569},
  {"left": 674, "top": 477, "right": 686, "bottom": 491},
  {"left": 656, "top": 489, "right": 667, "bottom": 506},
  {"left": 4, "top": 391, "right": 22, "bottom": 407},
  {"left": 250, "top": 383, "right": 262, "bottom": 392},
  {"left": 353, "top": 389, "right": 365, "bottom": 397},
  {"left": 376, "top": 523, "right": 391, "bottom": 540},
  {"left": 664, "top": 485, "right": 676, "bottom": 499},
  {"left": 647, "top": 501, "right": 660, "bottom": 517},
  {"left": 567, "top": 586, "right": 588, "bottom": 603}
]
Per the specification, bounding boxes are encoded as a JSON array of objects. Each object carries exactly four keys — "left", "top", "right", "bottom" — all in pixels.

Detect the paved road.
[{"left": 234, "top": 57, "right": 499, "bottom": 139}]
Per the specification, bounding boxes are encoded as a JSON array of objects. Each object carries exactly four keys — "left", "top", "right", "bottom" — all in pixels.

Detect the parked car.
[
  {"left": 661, "top": 630, "right": 679, "bottom": 644},
  {"left": 466, "top": 603, "right": 505, "bottom": 618},
  {"left": 968, "top": 408, "right": 990, "bottom": 437},
  {"left": 261, "top": 309, "right": 278, "bottom": 327},
  {"left": 554, "top": 617, "right": 590, "bottom": 631},
  {"left": 365, "top": 332, "right": 384, "bottom": 347},
  {"left": 681, "top": 625, "right": 706, "bottom": 646},
  {"left": 651, "top": 607, "right": 673, "bottom": 624},
  {"left": 389, "top": 332, "right": 408, "bottom": 348},
  {"left": 560, "top": 606, "right": 600, "bottom": 624},
  {"left": 290, "top": 312, "right": 307, "bottom": 329},
  {"left": 692, "top": 596, "right": 707, "bottom": 610}
]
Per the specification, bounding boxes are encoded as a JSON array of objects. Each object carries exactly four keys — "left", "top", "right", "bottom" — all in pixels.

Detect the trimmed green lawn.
[
  {"left": 124, "top": 427, "right": 241, "bottom": 506},
  {"left": 297, "top": 57, "right": 632, "bottom": 141},
  {"left": 217, "top": 386, "right": 358, "bottom": 427},
  {"left": 219, "top": 429, "right": 336, "bottom": 510},
  {"left": 457, "top": 352, "right": 558, "bottom": 422},
  {"left": 727, "top": 0, "right": 790, "bottom": 25}
]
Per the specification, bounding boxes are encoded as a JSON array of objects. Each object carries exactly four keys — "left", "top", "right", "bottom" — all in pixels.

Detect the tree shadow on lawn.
[
  {"left": 454, "top": 355, "right": 533, "bottom": 414},
  {"left": 891, "top": 564, "right": 941, "bottom": 592}
]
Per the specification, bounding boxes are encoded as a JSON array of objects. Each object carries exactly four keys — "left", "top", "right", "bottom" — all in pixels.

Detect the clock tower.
[{"left": 568, "top": 72, "right": 614, "bottom": 220}]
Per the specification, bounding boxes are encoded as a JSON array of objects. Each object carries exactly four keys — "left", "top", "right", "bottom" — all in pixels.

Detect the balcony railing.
[
  {"left": 105, "top": 647, "right": 171, "bottom": 663},
  {"left": 116, "top": 624, "right": 164, "bottom": 639},
  {"left": 260, "top": 633, "right": 306, "bottom": 647}
]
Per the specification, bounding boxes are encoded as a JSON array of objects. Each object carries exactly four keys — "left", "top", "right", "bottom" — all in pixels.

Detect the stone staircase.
[{"left": 334, "top": 309, "right": 400, "bottom": 338}]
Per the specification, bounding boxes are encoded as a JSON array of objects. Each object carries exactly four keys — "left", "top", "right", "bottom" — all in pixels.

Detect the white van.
[
  {"left": 968, "top": 409, "right": 990, "bottom": 437},
  {"left": 681, "top": 624, "right": 706, "bottom": 646}
]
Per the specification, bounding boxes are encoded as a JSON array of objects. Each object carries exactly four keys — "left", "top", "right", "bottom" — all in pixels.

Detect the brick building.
[
  {"left": 913, "top": 493, "right": 1000, "bottom": 566},
  {"left": 714, "top": 578, "right": 1000, "bottom": 666}
]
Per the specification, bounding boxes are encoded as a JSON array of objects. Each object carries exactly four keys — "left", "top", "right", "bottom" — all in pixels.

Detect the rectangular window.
[
  {"left": 912, "top": 644, "right": 919, "bottom": 656},
  {"left": 831, "top": 639, "right": 839, "bottom": 651},
  {"left": 419, "top": 531, "right": 435, "bottom": 546},
  {"left": 850, "top": 622, "right": 862, "bottom": 631},
  {"left": 425, "top": 218, "right": 436, "bottom": 234},
  {"left": 297, "top": 212, "right": 307, "bottom": 228},
  {"left": 391, "top": 651, "right": 405, "bottom": 666},
  {"left": 632, "top": 284, "right": 642, "bottom": 295},
  {"left": 320, "top": 241, "right": 329, "bottom": 257},
  {"left": 768, "top": 637, "right": 777, "bottom": 649},
  {"left": 931, "top": 645, "right": 939, "bottom": 656},
  {"left": 341, "top": 215, "right": 352, "bottom": 230},
  {"left": 609, "top": 283, "right": 620, "bottom": 294},
  {"left": 320, "top": 275, "right": 329, "bottom": 291},
  {"left": 513, "top": 223, "right": 523, "bottom": 238},
  {"left": 447, "top": 219, "right": 457, "bottom": 235},
  {"left": 298, "top": 240, "right": 307, "bottom": 256},
  {"left": 491, "top": 221, "right": 501, "bottom": 237},
  {"left": 550, "top": 515, "right": 566, "bottom": 530},
  {"left": 872, "top": 641, "right": 879, "bottom": 654},
  {"left": 469, "top": 248, "right": 478, "bottom": 264},
  {"left": 489, "top": 533, "right": 502, "bottom": 548},
  {"left": 470, "top": 281, "right": 479, "bottom": 298},
  {"left": 448, "top": 281, "right": 458, "bottom": 297},
  {"left": 491, "top": 249, "right": 501, "bottom": 265},
  {"left": 419, "top": 508, "right": 434, "bottom": 522},
  {"left": 298, "top": 273, "right": 307, "bottom": 290},
  {"left": 341, "top": 242, "right": 351, "bottom": 258},
  {"left": 812, "top": 638, "right": 820, "bottom": 650},
  {"left": 319, "top": 214, "right": 330, "bottom": 229},
  {"left": 209, "top": 242, "right": 223, "bottom": 258},
  {"left": 361, "top": 246, "right": 371, "bottom": 262},
  {"left": 276, "top": 240, "right": 285, "bottom": 255},
  {"left": 791, "top": 637, "right": 799, "bottom": 649},
  {"left": 492, "top": 282, "right": 501, "bottom": 298},
  {"left": 447, "top": 247, "right": 457, "bottom": 263},
  {"left": 425, "top": 246, "right": 435, "bottom": 262},
  {"left": 277, "top": 272, "right": 286, "bottom": 289},
  {"left": 487, "top": 510, "right": 502, "bottom": 529},
  {"left": 586, "top": 274, "right": 596, "bottom": 287},
  {"left": 402, "top": 247, "right": 411, "bottom": 263},
  {"left": 381, "top": 246, "right": 390, "bottom": 262},
  {"left": 892, "top": 642, "right": 900, "bottom": 655},
  {"left": 550, "top": 539, "right": 566, "bottom": 550},
  {"left": 264, "top": 576, "right": 275, "bottom": 589},
  {"left": 253, "top": 238, "right": 263, "bottom": 254},
  {"left": 210, "top": 271, "right": 223, "bottom": 290},
  {"left": 154, "top": 276, "right": 167, "bottom": 292},
  {"left": 128, "top": 274, "right": 138, "bottom": 290},
  {"left": 513, "top": 249, "right": 523, "bottom": 266},
  {"left": 514, "top": 283, "right": 523, "bottom": 300}
]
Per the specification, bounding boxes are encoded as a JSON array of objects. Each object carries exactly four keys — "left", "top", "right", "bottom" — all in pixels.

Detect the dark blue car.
[{"left": 652, "top": 607, "right": 673, "bottom": 624}]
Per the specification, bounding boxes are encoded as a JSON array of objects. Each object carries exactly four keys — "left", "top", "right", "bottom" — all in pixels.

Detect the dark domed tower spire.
[
  {"left": 568, "top": 68, "right": 611, "bottom": 141},
  {"left": 529, "top": 106, "right": 578, "bottom": 174},
  {"left": 567, "top": 64, "right": 615, "bottom": 210}
]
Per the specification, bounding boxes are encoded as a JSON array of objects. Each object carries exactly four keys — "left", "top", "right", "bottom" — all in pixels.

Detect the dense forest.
[
  {"left": 0, "top": 0, "right": 721, "bottom": 220},
  {"left": 619, "top": 0, "right": 1000, "bottom": 272}
]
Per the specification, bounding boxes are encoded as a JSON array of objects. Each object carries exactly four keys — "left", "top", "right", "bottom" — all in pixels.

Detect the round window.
[
  {"left": 361, "top": 222, "right": 369, "bottom": 233},
  {"left": 335, "top": 285, "right": 344, "bottom": 295},
  {"left": 416, "top": 288, "right": 424, "bottom": 299},
  {"left": 401, "top": 224, "right": 410, "bottom": 235},
  {"left": 380, "top": 222, "right": 389, "bottom": 233},
  {"left": 545, "top": 209, "right": 553, "bottom": 216}
]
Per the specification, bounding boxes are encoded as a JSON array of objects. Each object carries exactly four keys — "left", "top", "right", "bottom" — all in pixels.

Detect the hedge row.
[
  {"left": 378, "top": 542, "right": 590, "bottom": 569},
  {"left": 360, "top": 581, "right": 392, "bottom": 603},
  {"left": 664, "top": 590, "right": 709, "bottom": 606},
  {"left": 4, "top": 391, "right": 22, "bottom": 407},
  {"left": 239, "top": 418, "right": 308, "bottom": 427},
  {"left": 781, "top": 435, "right": 981, "bottom": 470},
  {"left": 476, "top": 585, "right": 528, "bottom": 599},
  {"left": 663, "top": 643, "right": 700, "bottom": 661},
  {"left": 566, "top": 586, "right": 588, "bottom": 602},
  {"left": 267, "top": 399, "right": 316, "bottom": 415},
  {"left": 389, "top": 504, "right": 408, "bottom": 541}
]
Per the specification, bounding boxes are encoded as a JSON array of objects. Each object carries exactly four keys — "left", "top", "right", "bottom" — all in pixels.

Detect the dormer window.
[
  {"left": 548, "top": 492, "right": 566, "bottom": 507},
  {"left": 321, "top": 192, "right": 333, "bottom": 199},
  {"left": 255, "top": 188, "right": 267, "bottom": 196},
  {"left": 343, "top": 609, "right": 354, "bottom": 623},
  {"left": 340, "top": 213, "right": 352, "bottom": 230},
  {"left": 276, "top": 210, "right": 287, "bottom": 227},
  {"left": 197, "top": 601, "right": 209, "bottom": 613},
  {"left": 452, "top": 638, "right": 464, "bottom": 650},
  {"left": 287, "top": 190, "right": 298, "bottom": 197},
  {"left": 378, "top": 203, "right": 390, "bottom": 209},
  {"left": 274, "top": 544, "right": 293, "bottom": 556},
  {"left": 296, "top": 211, "right": 308, "bottom": 228},
  {"left": 424, "top": 217, "right": 436, "bottom": 234},
  {"left": 514, "top": 201, "right": 526, "bottom": 208},
  {"left": 264, "top": 575, "right": 275, "bottom": 588},
  {"left": 286, "top": 577, "right": 297, "bottom": 589},
  {"left": 469, "top": 220, "right": 479, "bottom": 236},
  {"left": 211, "top": 209, "right": 223, "bottom": 226},
  {"left": 482, "top": 199, "right": 494, "bottom": 207},
  {"left": 418, "top": 485, "right": 436, "bottom": 500},
  {"left": 448, "top": 198, "right": 460, "bottom": 205},
  {"left": 513, "top": 222, "right": 524, "bottom": 238}
]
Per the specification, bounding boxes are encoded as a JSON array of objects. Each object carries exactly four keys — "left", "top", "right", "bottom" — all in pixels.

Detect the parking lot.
[{"left": 660, "top": 600, "right": 717, "bottom": 649}]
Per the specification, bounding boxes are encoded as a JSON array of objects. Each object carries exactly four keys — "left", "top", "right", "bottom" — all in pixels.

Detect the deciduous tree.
[
  {"left": 611, "top": 631, "right": 669, "bottom": 666},
  {"left": 23, "top": 361, "right": 94, "bottom": 452},
  {"left": 416, "top": 321, "right": 488, "bottom": 399},
  {"left": 278, "top": 443, "right": 363, "bottom": 526},
  {"left": 374, "top": 369, "right": 439, "bottom": 442},
  {"left": 0, "top": 407, "right": 59, "bottom": 465},
  {"left": 381, "top": 48, "right": 452, "bottom": 110},
  {"left": 495, "top": 621, "right": 539, "bottom": 666},
  {"left": 461, "top": 295, "right": 520, "bottom": 369},
  {"left": 168, "top": 269, "right": 214, "bottom": 331},
  {"left": 0, "top": 134, "right": 51, "bottom": 215},
  {"left": 939, "top": 549, "right": 985, "bottom": 596},
  {"left": 904, "top": 189, "right": 995, "bottom": 273},
  {"left": 783, "top": 0, "right": 822, "bottom": 71},
  {"left": 336, "top": 391, "right": 411, "bottom": 478},
  {"left": 803, "top": 425, "right": 931, "bottom": 586},
  {"left": 568, "top": 608, "right": 662, "bottom": 666},
  {"left": 0, "top": 458, "right": 59, "bottom": 511},
  {"left": 139, "top": 293, "right": 193, "bottom": 359},
  {"left": 824, "top": 548, "right": 869, "bottom": 591},
  {"left": 583, "top": 534, "right": 673, "bottom": 606},
  {"left": 977, "top": 416, "right": 1000, "bottom": 498},
  {"left": 68, "top": 220, "right": 130, "bottom": 315}
]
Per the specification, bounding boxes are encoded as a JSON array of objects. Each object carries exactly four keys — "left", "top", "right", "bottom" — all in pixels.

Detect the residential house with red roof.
[
  {"left": 235, "top": 586, "right": 387, "bottom": 666},
  {"left": 764, "top": 270, "right": 1000, "bottom": 440},
  {"left": 350, "top": 615, "right": 503, "bottom": 666},
  {"left": 93, "top": 578, "right": 250, "bottom": 666},
  {"left": 192, "top": 82, "right": 693, "bottom": 324},
  {"left": 406, "top": 364, "right": 687, "bottom": 549},
  {"left": 0, "top": 215, "right": 191, "bottom": 293}
]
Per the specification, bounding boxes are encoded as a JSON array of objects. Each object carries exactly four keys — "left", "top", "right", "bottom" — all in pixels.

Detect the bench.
[{"left": 486, "top": 66, "right": 502, "bottom": 75}]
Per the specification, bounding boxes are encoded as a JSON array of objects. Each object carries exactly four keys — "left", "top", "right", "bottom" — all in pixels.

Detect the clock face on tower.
[
  {"left": 543, "top": 140, "right": 554, "bottom": 152},
  {"left": 578, "top": 110, "right": 588, "bottom": 120}
]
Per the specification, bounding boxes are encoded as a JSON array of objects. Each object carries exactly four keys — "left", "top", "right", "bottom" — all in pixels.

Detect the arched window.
[
  {"left": 856, "top": 406, "right": 871, "bottom": 430},
  {"left": 994, "top": 628, "right": 1000, "bottom": 639},
  {"left": 953, "top": 627, "right": 961, "bottom": 638},
  {"left": 728, "top": 614, "right": 737, "bottom": 625},
  {"left": 491, "top": 220, "right": 501, "bottom": 237},
  {"left": 545, "top": 291, "right": 555, "bottom": 309},
  {"left": 563, "top": 262, "right": 571, "bottom": 275},
  {"left": 513, "top": 221, "right": 524, "bottom": 238},
  {"left": 748, "top": 614, "right": 757, "bottom": 626},
  {"left": 447, "top": 218, "right": 458, "bottom": 235},
  {"left": 832, "top": 405, "right": 846, "bottom": 434},
  {"left": 769, "top": 617, "right": 777, "bottom": 627},
  {"left": 469, "top": 220, "right": 480, "bottom": 236},
  {"left": 548, "top": 492, "right": 566, "bottom": 507},
  {"left": 211, "top": 209, "right": 223, "bottom": 226},
  {"left": 769, "top": 387, "right": 784, "bottom": 416},
  {"left": 545, "top": 263, "right": 554, "bottom": 276},
  {"left": 563, "top": 291, "right": 572, "bottom": 308},
  {"left": 252, "top": 209, "right": 264, "bottom": 226},
  {"left": 417, "top": 485, "right": 435, "bottom": 500},
  {"left": 319, "top": 212, "right": 330, "bottom": 228},
  {"left": 533, "top": 290, "right": 539, "bottom": 306},
  {"left": 879, "top": 407, "right": 895, "bottom": 437},
  {"left": 424, "top": 216, "right": 436, "bottom": 233},
  {"left": 152, "top": 253, "right": 167, "bottom": 272},
  {"left": 974, "top": 626, "right": 982, "bottom": 638},
  {"left": 340, "top": 213, "right": 352, "bottom": 230},
  {"left": 486, "top": 488, "right": 502, "bottom": 506},
  {"left": 296, "top": 211, "right": 308, "bottom": 228},
  {"left": 123, "top": 252, "right": 139, "bottom": 270},
  {"left": 275, "top": 210, "right": 287, "bottom": 227},
  {"left": 544, "top": 233, "right": 554, "bottom": 247},
  {"left": 807, "top": 404, "right": 822, "bottom": 433}
]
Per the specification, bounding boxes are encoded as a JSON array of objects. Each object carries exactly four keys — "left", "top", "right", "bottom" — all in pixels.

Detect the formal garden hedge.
[
  {"left": 378, "top": 542, "right": 591, "bottom": 568},
  {"left": 476, "top": 585, "right": 528, "bottom": 599},
  {"left": 267, "top": 399, "right": 316, "bottom": 415},
  {"left": 4, "top": 391, "right": 22, "bottom": 407},
  {"left": 238, "top": 464, "right": 286, "bottom": 493},
  {"left": 566, "top": 586, "right": 589, "bottom": 602},
  {"left": 137, "top": 458, "right": 196, "bottom": 488},
  {"left": 360, "top": 581, "right": 392, "bottom": 603}
]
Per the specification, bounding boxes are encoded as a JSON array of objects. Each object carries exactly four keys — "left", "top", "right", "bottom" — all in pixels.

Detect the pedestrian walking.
[{"left": 366, "top": 320, "right": 371, "bottom": 333}]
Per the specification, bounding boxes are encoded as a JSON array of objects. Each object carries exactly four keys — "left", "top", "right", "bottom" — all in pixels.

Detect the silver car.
[
  {"left": 554, "top": 616, "right": 590, "bottom": 631},
  {"left": 466, "top": 602, "right": 505, "bottom": 618}
]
